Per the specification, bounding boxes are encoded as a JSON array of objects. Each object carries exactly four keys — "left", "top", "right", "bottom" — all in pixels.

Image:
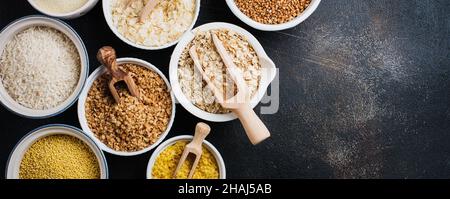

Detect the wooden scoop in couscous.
[
  {"left": 19, "top": 134, "right": 100, "bottom": 179},
  {"left": 152, "top": 141, "right": 219, "bottom": 179}
]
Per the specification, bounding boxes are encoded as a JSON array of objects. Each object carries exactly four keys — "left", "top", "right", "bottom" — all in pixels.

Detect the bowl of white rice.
[
  {"left": 102, "top": 0, "right": 200, "bottom": 50},
  {"left": 0, "top": 16, "right": 89, "bottom": 119},
  {"left": 28, "top": 0, "right": 99, "bottom": 19}
]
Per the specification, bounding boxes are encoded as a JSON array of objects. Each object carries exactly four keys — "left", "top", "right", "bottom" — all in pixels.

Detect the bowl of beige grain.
[
  {"left": 225, "top": 0, "right": 321, "bottom": 31},
  {"left": 77, "top": 57, "right": 176, "bottom": 156},
  {"left": 169, "top": 22, "right": 277, "bottom": 122}
]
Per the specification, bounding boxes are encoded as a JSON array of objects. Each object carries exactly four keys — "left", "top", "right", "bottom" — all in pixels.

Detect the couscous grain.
[{"left": 152, "top": 141, "right": 219, "bottom": 179}]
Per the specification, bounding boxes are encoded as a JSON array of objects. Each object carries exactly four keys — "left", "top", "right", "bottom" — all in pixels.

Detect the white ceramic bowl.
[
  {"left": 102, "top": 0, "right": 201, "bottom": 50},
  {"left": 0, "top": 16, "right": 89, "bottom": 119},
  {"left": 225, "top": 0, "right": 321, "bottom": 31},
  {"left": 28, "top": 0, "right": 99, "bottom": 19},
  {"left": 78, "top": 58, "right": 176, "bottom": 156},
  {"left": 5, "top": 124, "right": 109, "bottom": 179},
  {"left": 169, "top": 22, "right": 277, "bottom": 122},
  {"left": 146, "top": 135, "right": 226, "bottom": 179}
]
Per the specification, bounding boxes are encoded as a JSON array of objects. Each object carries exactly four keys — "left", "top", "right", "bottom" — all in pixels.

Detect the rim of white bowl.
[
  {"left": 5, "top": 124, "right": 109, "bottom": 179},
  {"left": 102, "top": 0, "right": 201, "bottom": 50},
  {"left": 169, "top": 22, "right": 277, "bottom": 122},
  {"left": 77, "top": 58, "right": 176, "bottom": 156},
  {"left": 225, "top": 0, "right": 321, "bottom": 31},
  {"left": 28, "top": 0, "right": 99, "bottom": 19},
  {"left": 146, "top": 135, "right": 226, "bottom": 179},
  {"left": 0, "top": 15, "right": 89, "bottom": 119}
]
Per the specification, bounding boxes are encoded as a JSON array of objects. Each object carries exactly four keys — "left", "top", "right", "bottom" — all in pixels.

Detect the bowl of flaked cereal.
[
  {"left": 169, "top": 22, "right": 277, "bottom": 122},
  {"left": 77, "top": 58, "right": 175, "bottom": 156},
  {"left": 103, "top": 0, "right": 200, "bottom": 50}
]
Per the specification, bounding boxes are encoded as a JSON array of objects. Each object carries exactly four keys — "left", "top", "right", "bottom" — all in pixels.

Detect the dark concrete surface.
[{"left": 0, "top": 0, "right": 449, "bottom": 179}]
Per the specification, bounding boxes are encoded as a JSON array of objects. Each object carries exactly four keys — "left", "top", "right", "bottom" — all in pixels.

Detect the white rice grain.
[{"left": 0, "top": 26, "right": 80, "bottom": 110}]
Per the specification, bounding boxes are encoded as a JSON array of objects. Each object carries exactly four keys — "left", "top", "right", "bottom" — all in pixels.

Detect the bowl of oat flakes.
[
  {"left": 169, "top": 22, "right": 277, "bottom": 122},
  {"left": 77, "top": 58, "right": 175, "bottom": 156},
  {"left": 103, "top": 0, "right": 200, "bottom": 50}
]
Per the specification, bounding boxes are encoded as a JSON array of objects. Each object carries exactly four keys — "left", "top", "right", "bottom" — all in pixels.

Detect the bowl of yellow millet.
[
  {"left": 5, "top": 124, "right": 108, "bottom": 179},
  {"left": 146, "top": 135, "right": 226, "bottom": 179}
]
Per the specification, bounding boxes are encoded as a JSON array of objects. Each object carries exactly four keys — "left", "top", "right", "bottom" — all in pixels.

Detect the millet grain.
[{"left": 19, "top": 135, "right": 100, "bottom": 179}]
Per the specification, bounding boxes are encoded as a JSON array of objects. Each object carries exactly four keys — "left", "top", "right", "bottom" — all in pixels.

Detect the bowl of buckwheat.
[
  {"left": 225, "top": 0, "right": 321, "bottom": 31},
  {"left": 77, "top": 57, "right": 175, "bottom": 156},
  {"left": 169, "top": 22, "right": 277, "bottom": 122}
]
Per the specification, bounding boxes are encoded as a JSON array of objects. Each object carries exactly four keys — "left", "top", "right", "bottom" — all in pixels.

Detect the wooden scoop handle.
[
  {"left": 191, "top": 122, "right": 211, "bottom": 147},
  {"left": 173, "top": 122, "right": 211, "bottom": 179},
  {"left": 187, "top": 122, "right": 211, "bottom": 179},
  {"left": 233, "top": 104, "right": 271, "bottom": 145},
  {"left": 97, "top": 46, "right": 126, "bottom": 78},
  {"left": 97, "top": 46, "right": 140, "bottom": 103}
]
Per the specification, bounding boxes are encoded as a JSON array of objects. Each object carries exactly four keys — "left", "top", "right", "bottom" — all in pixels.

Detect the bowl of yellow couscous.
[{"left": 146, "top": 135, "right": 226, "bottom": 179}]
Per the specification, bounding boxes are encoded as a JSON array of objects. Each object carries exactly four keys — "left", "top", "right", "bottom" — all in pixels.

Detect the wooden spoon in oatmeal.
[{"left": 189, "top": 34, "right": 271, "bottom": 145}]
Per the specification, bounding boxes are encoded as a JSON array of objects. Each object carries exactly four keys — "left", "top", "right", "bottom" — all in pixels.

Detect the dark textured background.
[{"left": 1, "top": 0, "right": 449, "bottom": 179}]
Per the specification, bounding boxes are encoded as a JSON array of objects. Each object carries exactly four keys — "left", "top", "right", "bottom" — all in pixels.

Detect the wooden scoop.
[
  {"left": 173, "top": 122, "right": 211, "bottom": 179},
  {"left": 139, "top": 0, "right": 162, "bottom": 23},
  {"left": 122, "top": 0, "right": 133, "bottom": 9},
  {"left": 97, "top": 46, "right": 140, "bottom": 103},
  {"left": 189, "top": 34, "right": 271, "bottom": 145}
]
